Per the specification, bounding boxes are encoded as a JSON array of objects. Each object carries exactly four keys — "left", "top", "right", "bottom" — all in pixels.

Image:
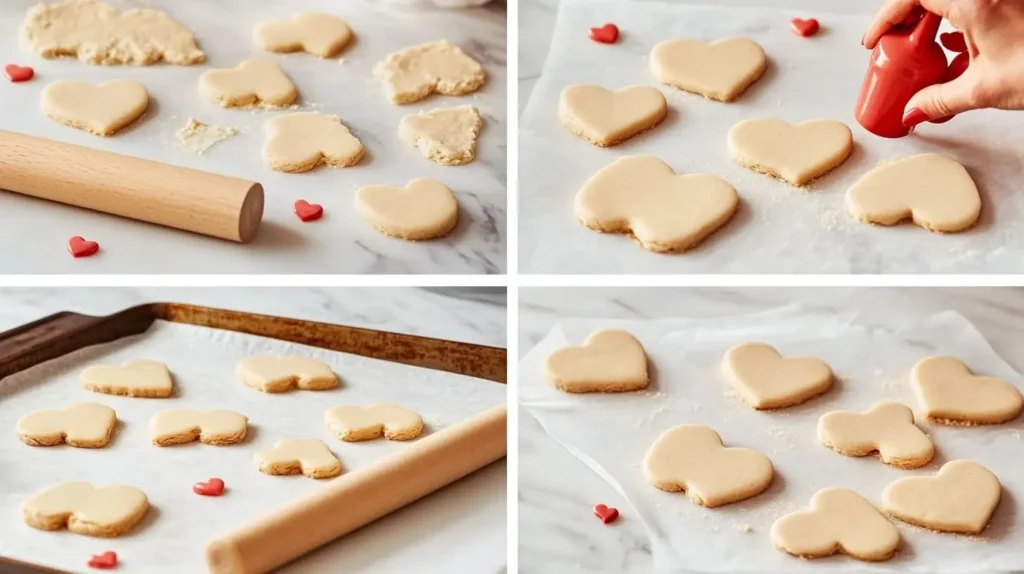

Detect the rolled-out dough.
[
  {"left": 728, "top": 118, "right": 853, "bottom": 186},
  {"left": 557, "top": 84, "right": 667, "bottom": 147}
]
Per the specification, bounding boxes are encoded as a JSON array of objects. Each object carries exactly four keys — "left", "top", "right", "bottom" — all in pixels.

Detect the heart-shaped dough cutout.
[
  {"left": 729, "top": 118, "right": 853, "bottom": 186},
  {"left": 254, "top": 12, "right": 353, "bottom": 58},
  {"left": 41, "top": 80, "right": 148, "bottom": 136},
  {"left": 558, "top": 84, "right": 667, "bottom": 147},
  {"left": 80, "top": 360, "right": 173, "bottom": 398},
  {"left": 21, "top": 482, "right": 149, "bottom": 537},
  {"left": 150, "top": 408, "right": 249, "bottom": 446},
  {"left": 324, "top": 403, "right": 424, "bottom": 442},
  {"left": 772, "top": 487, "right": 900, "bottom": 561},
  {"left": 575, "top": 155, "right": 739, "bottom": 253},
  {"left": 846, "top": 154, "right": 980, "bottom": 232},
  {"left": 723, "top": 342, "right": 833, "bottom": 409},
  {"left": 255, "top": 438, "right": 341, "bottom": 479},
  {"left": 912, "top": 356, "right": 1022, "bottom": 425},
  {"left": 650, "top": 37, "right": 766, "bottom": 102},
  {"left": 17, "top": 403, "right": 117, "bottom": 448},
  {"left": 199, "top": 59, "right": 297, "bottom": 108},
  {"left": 399, "top": 105, "right": 482, "bottom": 166},
  {"left": 644, "top": 424, "right": 773, "bottom": 507},
  {"left": 263, "top": 112, "right": 363, "bottom": 172},
  {"left": 882, "top": 460, "right": 1001, "bottom": 533},
  {"left": 355, "top": 178, "right": 459, "bottom": 240},
  {"left": 818, "top": 402, "right": 933, "bottom": 468},
  {"left": 236, "top": 356, "right": 338, "bottom": 393},
  {"left": 545, "top": 329, "right": 648, "bottom": 393},
  {"left": 374, "top": 40, "right": 486, "bottom": 105}
]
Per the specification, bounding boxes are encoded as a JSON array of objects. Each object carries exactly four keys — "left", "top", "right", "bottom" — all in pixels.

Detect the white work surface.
[
  {"left": 517, "top": 0, "right": 1024, "bottom": 274},
  {"left": 0, "top": 0, "right": 507, "bottom": 274}
]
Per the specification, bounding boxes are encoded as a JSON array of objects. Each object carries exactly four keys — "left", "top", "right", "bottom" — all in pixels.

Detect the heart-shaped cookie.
[
  {"left": 41, "top": 80, "right": 148, "bottom": 136},
  {"left": 772, "top": 487, "right": 900, "bottom": 561},
  {"left": 723, "top": 342, "right": 833, "bottom": 409},
  {"left": 17, "top": 403, "right": 117, "bottom": 448},
  {"left": 150, "top": 408, "right": 249, "bottom": 446},
  {"left": 558, "top": 85, "right": 667, "bottom": 147},
  {"left": 255, "top": 438, "right": 341, "bottom": 479},
  {"left": 846, "top": 154, "right": 980, "bottom": 232},
  {"left": 236, "top": 356, "right": 338, "bottom": 393},
  {"left": 80, "top": 360, "right": 173, "bottom": 398},
  {"left": 912, "top": 356, "right": 1022, "bottom": 425},
  {"left": 355, "top": 178, "right": 459, "bottom": 240},
  {"left": 882, "top": 460, "right": 1001, "bottom": 534},
  {"left": 199, "top": 59, "right": 297, "bottom": 108},
  {"left": 324, "top": 403, "right": 424, "bottom": 441},
  {"left": 575, "top": 155, "right": 739, "bottom": 253},
  {"left": 263, "top": 112, "right": 363, "bottom": 172},
  {"left": 254, "top": 12, "right": 353, "bottom": 58},
  {"left": 21, "top": 482, "right": 149, "bottom": 537},
  {"left": 545, "top": 329, "right": 648, "bottom": 393},
  {"left": 650, "top": 37, "right": 766, "bottom": 102},
  {"left": 728, "top": 118, "right": 853, "bottom": 186},
  {"left": 374, "top": 40, "right": 486, "bottom": 105},
  {"left": 818, "top": 402, "right": 934, "bottom": 468},
  {"left": 644, "top": 424, "right": 773, "bottom": 507},
  {"left": 399, "top": 105, "right": 482, "bottom": 166}
]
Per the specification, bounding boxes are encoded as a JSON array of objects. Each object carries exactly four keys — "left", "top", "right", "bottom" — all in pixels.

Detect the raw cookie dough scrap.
[
  {"left": 20, "top": 0, "right": 206, "bottom": 65},
  {"left": 324, "top": 403, "right": 424, "bottom": 442},
  {"left": 772, "top": 487, "right": 900, "bottom": 562},
  {"left": 254, "top": 12, "right": 353, "bottom": 58},
  {"left": 817, "top": 402, "right": 934, "bottom": 469},
  {"left": 728, "top": 118, "right": 853, "bottom": 186},
  {"left": 41, "top": 80, "right": 148, "bottom": 136},
  {"left": 80, "top": 359, "right": 173, "bottom": 398},
  {"left": 882, "top": 459, "right": 1001, "bottom": 534},
  {"left": 199, "top": 59, "right": 297, "bottom": 108},
  {"left": 643, "top": 424, "right": 773, "bottom": 507},
  {"left": 22, "top": 482, "right": 149, "bottom": 537},
  {"left": 399, "top": 105, "right": 482, "bottom": 166},
  {"left": 150, "top": 408, "right": 248, "bottom": 446},
  {"left": 263, "top": 112, "right": 364, "bottom": 172},
  {"left": 236, "top": 356, "right": 338, "bottom": 393},
  {"left": 650, "top": 37, "right": 766, "bottom": 102},
  {"left": 175, "top": 118, "right": 238, "bottom": 155},
  {"left": 545, "top": 329, "right": 648, "bottom": 393},
  {"left": 17, "top": 402, "right": 116, "bottom": 448},
  {"left": 575, "top": 155, "right": 739, "bottom": 253},
  {"left": 558, "top": 84, "right": 668, "bottom": 147},
  {"left": 255, "top": 438, "right": 341, "bottom": 479},
  {"left": 355, "top": 178, "right": 459, "bottom": 240},
  {"left": 912, "top": 355, "right": 1023, "bottom": 425},
  {"left": 722, "top": 342, "right": 833, "bottom": 409},
  {"left": 374, "top": 40, "right": 486, "bottom": 105}
]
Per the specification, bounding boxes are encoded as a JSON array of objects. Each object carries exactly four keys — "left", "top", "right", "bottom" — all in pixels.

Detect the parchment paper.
[
  {"left": 518, "top": 0, "right": 1024, "bottom": 274},
  {"left": 0, "top": 0, "right": 506, "bottom": 274},
  {"left": 519, "top": 307, "right": 1024, "bottom": 572},
  {"left": 0, "top": 320, "right": 507, "bottom": 573}
]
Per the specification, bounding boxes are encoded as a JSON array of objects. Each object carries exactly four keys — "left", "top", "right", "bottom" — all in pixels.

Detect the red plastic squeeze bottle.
[{"left": 854, "top": 11, "right": 949, "bottom": 138}]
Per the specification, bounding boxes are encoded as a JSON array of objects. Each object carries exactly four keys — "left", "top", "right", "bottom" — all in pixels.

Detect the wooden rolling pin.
[
  {"left": 0, "top": 130, "right": 264, "bottom": 243},
  {"left": 205, "top": 404, "right": 507, "bottom": 574}
]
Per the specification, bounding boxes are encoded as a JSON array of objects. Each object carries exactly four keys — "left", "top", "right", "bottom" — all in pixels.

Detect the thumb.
[{"left": 903, "top": 72, "right": 983, "bottom": 127}]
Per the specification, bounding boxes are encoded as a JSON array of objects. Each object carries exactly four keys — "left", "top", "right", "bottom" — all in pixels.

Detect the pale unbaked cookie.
[
  {"left": 41, "top": 80, "right": 148, "bottom": 136},
  {"left": 150, "top": 408, "right": 248, "bottom": 446},
  {"left": 324, "top": 404, "right": 424, "bottom": 442},
  {"left": 846, "top": 154, "right": 981, "bottom": 232},
  {"left": 912, "top": 356, "right": 1023, "bottom": 425},
  {"left": 644, "top": 424, "right": 773, "bottom": 507},
  {"left": 722, "top": 342, "right": 833, "bottom": 409},
  {"left": 263, "top": 112, "right": 363, "bottom": 172},
  {"left": 20, "top": 0, "right": 206, "bottom": 65},
  {"left": 882, "top": 460, "right": 1001, "bottom": 534},
  {"left": 199, "top": 59, "right": 297, "bottom": 108},
  {"left": 80, "top": 360, "right": 173, "bottom": 398},
  {"left": 650, "top": 38, "right": 766, "bottom": 102},
  {"left": 729, "top": 118, "right": 853, "bottom": 186},
  {"left": 575, "top": 155, "right": 739, "bottom": 253},
  {"left": 236, "top": 356, "right": 338, "bottom": 393},
  {"left": 374, "top": 40, "right": 486, "bottom": 105},
  {"left": 17, "top": 402, "right": 116, "bottom": 448},
  {"left": 558, "top": 84, "right": 667, "bottom": 147},
  {"left": 772, "top": 487, "right": 900, "bottom": 562},
  {"left": 399, "top": 105, "right": 482, "bottom": 166},
  {"left": 355, "top": 178, "right": 459, "bottom": 240},
  {"left": 818, "top": 402, "right": 934, "bottom": 469},
  {"left": 255, "top": 438, "right": 341, "bottom": 479},
  {"left": 175, "top": 118, "right": 238, "bottom": 155},
  {"left": 22, "top": 481, "right": 149, "bottom": 537},
  {"left": 253, "top": 12, "right": 353, "bottom": 58},
  {"left": 545, "top": 329, "right": 648, "bottom": 393}
]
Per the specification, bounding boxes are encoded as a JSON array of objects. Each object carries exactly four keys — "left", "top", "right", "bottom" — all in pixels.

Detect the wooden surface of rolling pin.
[
  {"left": 0, "top": 130, "right": 264, "bottom": 243},
  {"left": 205, "top": 404, "right": 508, "bottom": 574}
]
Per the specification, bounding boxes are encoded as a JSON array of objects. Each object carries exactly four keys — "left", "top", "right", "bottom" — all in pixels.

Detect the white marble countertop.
[{"left": 518, "top": 287, "right": 1024, "bottom": 573}]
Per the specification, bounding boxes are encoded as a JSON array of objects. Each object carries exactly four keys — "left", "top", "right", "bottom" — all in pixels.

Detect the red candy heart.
[
  {"left": 193, "top": 478, "right": 225, "bottom": 496},
  {"left": 68, "top": 236, "right": 100, "bottom": 258},
  {"left": 593, "top": 503, "right": 619, "bottom": 524},
  {"left": 940, "top": 31, "right": 967, "bottom": 53},
  {"left": 294, "top": 200, "right": 323, "bottom": 222},
  {"left": 790, "top": 18, "right": 820, "bottom": 37},
  {"left": 4, "top": 64, "right": 34, "bottom": 83},
  {"left": 88, "top": 551, "right": 117, "bottom": 569},
  {"left": 589, "top": 23, "right": 619, "bottom": 44}
]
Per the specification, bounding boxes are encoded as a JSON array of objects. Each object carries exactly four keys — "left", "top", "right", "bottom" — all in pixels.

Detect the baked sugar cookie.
[
  {"left": 199, "top": 59, "right": 297, "bottom": 108},
  {"left": 574, "top": 155, "right": 739, "bottom": 253},
  {"left": 558, "top": 85, "right": 667, "bottom": 147},
  {"left": 236, "top": 356, "right": 337, "bottom": 393},
  {"left": 41, "top": 80, "right": 148, "bottom": 136},
  {"left": 545, "top": 329, "right": 648, "bottom": 393},
  {"left": 255, "top": 438, "right": 341, "bottom": 479},
  {"left": 772, "top": 487, "right": 900, "bottom": 562},
  {"left": 729, "top": 118, "right": 853, "bottom": 186},
  {"left": 650, "top": 38, "right": 766, "bottom": 102},
  {"left": 355, "top": 178, "right": 458, "bottom": 240},
  {"left": 81, "top": 360, "right": 173, "bottom": 398},
  {"left": 150, "top": 408, "right": 248, "bottom": 446},
  {"left": 644, "top": 424, "right": 773, "bottom": 507},
  {"left": 374, "top": 40, "right": 486, "bottom": 105},
  {"left": 263, "top": 112, "right": 363, "bottom": 172},
  {"left": 324, "top": 404, "right": 424, "bottom": 442},
  {"left": 22, "top": 482, "right": 149, "bottom": 537},
  {"left": 882, "top": 460, "right": 1000, "bottom": 534},
  {"left": 818, "top": 402, "right": 933, "bottom": 469},
  {"left": 722, "top": 342, "right": 833, "bottom": 409},
  {"left": 17, "top": 403, "right": 116, "bottom": 448},
  {"left": 254, "top": 12, "right": 353, "bottom": 58},
  {"left": 912, "top": 356, "right": 1022, "bottom": 425},
  {"left": 399, "top": 105, "right": 482, "bottom": 166}
]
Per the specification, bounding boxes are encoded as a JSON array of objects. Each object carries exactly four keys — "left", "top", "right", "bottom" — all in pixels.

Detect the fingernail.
[
  {"left": 860, "top": 33, "right": 865, "bottom": 46},
  {"left": 902, "top": 107, "right": 928, "bottom": 128}
]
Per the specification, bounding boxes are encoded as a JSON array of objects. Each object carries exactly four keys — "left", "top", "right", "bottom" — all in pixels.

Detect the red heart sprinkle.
[
  {"left": 87, "top": 551, "right": 117, "bottom": 569},
  {"left": 193, "top": 477, "right": 225, "bottom": 496},
  {"left": 4, "top": 64, "right": 34, "bottom": 83},
  {"left": 593, "top": 503, "right": 619, "bottom": 524},
  {"left": 588, "top": 23, "right": 619, "bottom": 44},
  {"left": 294, "top": 200, "right": 323, "bottom": 222},
  {"left": 68, "top": 236, "right": 100, "bottom": 258},
  {"left": 790, "top": 18, "right": 820, "bottom": 37}
]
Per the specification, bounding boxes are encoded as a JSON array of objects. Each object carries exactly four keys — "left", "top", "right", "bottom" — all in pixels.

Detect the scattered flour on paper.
[
  {"left": 175, "top": 118, "right": 238, "bottom": 154},
  {"left": 734, "top": 523, "right": 753, "bottom": 533}
]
